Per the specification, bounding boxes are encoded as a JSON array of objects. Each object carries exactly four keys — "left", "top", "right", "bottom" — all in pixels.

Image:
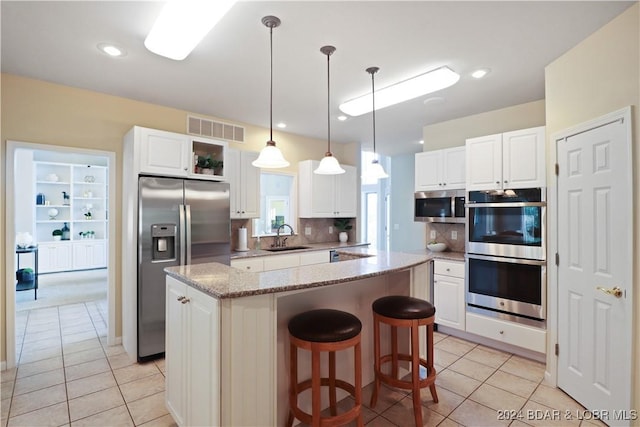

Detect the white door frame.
[
  {"left": 545, "top": 106, "right": 633, "bottom": 388},
  {"left": 4, "top": 141, "right": 118, "bottom": 369}
]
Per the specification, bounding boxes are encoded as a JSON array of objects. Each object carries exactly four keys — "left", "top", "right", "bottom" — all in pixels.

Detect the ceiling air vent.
[{"left": 187, "top": 115, "right": 245, "bottom": 143}]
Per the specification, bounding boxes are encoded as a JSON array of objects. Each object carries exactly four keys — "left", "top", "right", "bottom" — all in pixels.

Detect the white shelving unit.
[{"left": 34, "top": 161, "right": 108, "bottom": 272}]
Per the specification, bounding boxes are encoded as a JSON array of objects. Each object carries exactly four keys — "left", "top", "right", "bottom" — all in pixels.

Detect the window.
[{"left": 252, "top": 172, "right": 296, "bottom": 236}]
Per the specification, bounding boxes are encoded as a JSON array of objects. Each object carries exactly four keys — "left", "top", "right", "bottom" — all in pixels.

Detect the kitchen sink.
[{"left": 263, "top": 246, "right": 310, "bottom": 252}]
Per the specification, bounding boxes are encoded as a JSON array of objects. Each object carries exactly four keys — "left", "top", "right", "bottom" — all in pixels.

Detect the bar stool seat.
[
  {"left": 370, "top": 296, "right": 438, "bottom": 426},
  {"left": 287, "top": 309, "right": 363, "bottom": 427}
]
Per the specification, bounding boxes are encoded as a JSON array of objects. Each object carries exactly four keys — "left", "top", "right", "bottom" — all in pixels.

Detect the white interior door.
[{"left": 557, "top": 110, "right": 632, "bottom": 425}]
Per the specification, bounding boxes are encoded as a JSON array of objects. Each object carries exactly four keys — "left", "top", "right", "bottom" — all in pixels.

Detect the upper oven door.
[{"left": 466, "top": 188, "right": 546, "bottom": 260}]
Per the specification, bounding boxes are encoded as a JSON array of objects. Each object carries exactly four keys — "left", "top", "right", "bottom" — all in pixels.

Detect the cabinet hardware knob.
[
  {"left": 504, "top": 180, "right": 508, "bottom": 183},
  {"left": 495, "top": 181, "right": 500, "bottom": 184},
  {"left": 241, "top": 211, "right": 245, "bottom": 214},
  {"left": 181, "top": 298, "right": 190, "bottom": 304},
  {"left": 499, "top": 330, "right": 504, "bottom": 335},
  {"left": 184, "top": 167, "right": 188, "bottom": 171},
  {"left": 177, "top": 296, "right": 185, "bottom": 301},
  {"left": 446, "top": 268, "right": 450, "bottom": 271},
  {"left": 246, "top": 266, "right": 251, "bottom": 270}
]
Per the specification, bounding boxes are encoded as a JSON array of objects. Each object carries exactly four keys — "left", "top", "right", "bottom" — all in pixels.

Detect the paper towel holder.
[{"left": 237, "top": 227, "right": 250, "bottom": 252}]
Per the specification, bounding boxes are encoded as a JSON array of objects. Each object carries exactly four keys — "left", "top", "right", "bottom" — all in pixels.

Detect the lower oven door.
[{"left": 466, "top": 254, "right": 546, "bottom": 320}]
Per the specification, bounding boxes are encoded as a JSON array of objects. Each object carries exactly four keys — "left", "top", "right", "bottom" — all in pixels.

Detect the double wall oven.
[{"left": 465, "top": 188, "right": 547, "bottom": 327}]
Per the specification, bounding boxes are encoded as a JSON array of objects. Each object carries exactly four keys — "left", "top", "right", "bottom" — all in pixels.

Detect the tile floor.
[
  {"left": 2, "top": 301, "right": 174, "bottom": 427},
  {"left": 2, "top": 301, "right": 601, "bottom": 427}
]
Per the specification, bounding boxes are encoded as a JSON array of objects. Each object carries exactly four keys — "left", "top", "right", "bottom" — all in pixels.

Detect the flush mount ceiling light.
[
  {"left": 252, "top": 16, "right": 290, "bottom": 169},
  {"left": 97, "top": 43, "right": 126, "bottom": 57},
  {"left": 314, "top": 46, "right": 345, "bottom": 175},
  {"left": 339, "top": 66, "right": 460, "bottom": 117},
  {"left": 363, "top": 67, "right": 388, "bottom": 180},
  {"left": 277, "top": 122, "right": 287, "bottom": 129},
  {"left": 471, "top": 68, "right": 491, "bottom": 79},
  {"left": 144, "top": 0, "right": 236, "bottom": 60}
]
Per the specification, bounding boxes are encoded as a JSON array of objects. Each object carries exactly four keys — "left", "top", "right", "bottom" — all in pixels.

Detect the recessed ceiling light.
[
  {"left": 337, "top": 115, "right": 348, "bottom": 121},
  {"left": 277, "top": 122, "right": 287, "bottom": 129},
  {"left": 419, "top": 140, "right": 424, "bottom": 145},
  {"left": 471, "top": 68, "right": 490, "bottom": 79},
  {"left": 97, "top": 43, "right": 126, "bottom": 57},
  {"left": 339, "top": 66, "right": 460, "bottom": 117}
]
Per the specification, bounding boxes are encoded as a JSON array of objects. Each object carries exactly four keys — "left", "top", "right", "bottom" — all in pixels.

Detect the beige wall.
[
  {"left": 0, "top": 73, "right": 350, "bottom": 364},
  {"left": 422, "top": 99, "right": 546, "bottom": 151},
  {"left": 545, "top": 3, "right": 639, "bottom": 416}
]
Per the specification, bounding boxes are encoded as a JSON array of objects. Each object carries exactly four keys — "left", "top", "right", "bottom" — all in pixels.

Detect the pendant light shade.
[
  {"left": 364, "top": 66, "right": 388, "bottom": 180},
  {"left": 314, "top": 45, "right": 345, "bottom": 175},
  {"left": 253, "top": 16, "right": 290, "bottom": 169}
]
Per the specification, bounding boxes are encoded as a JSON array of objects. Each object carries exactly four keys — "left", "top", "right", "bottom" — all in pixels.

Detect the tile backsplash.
[
  {"left": 425, "top": 222, "right": 465, "bottom": 253},
  {"left": 231, "top": 218, "right": 357, "bottom": 251}
]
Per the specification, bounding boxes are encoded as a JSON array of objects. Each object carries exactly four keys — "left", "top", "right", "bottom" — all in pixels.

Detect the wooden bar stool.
[
  {"left": 370, "top": 296, "right": 438, "bottom": 426},
  {"left": 287, "top": 309, "right": 363, "bottom": 427}
]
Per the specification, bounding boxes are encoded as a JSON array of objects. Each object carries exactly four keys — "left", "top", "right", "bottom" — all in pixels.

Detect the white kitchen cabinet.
[
  {"left": 415, "top": 146, "right": 465, "bottom": 191},
  {"left": 298, "top": 160, "right": 357, "bottom": 218},
  {"left": 230, "top": 257, "right": 264, "bottom": 272},
  {"left": 466, "top": 312, "right": 546, "bottom": 353},
  {"left": 466, "top": 126, "right": 545, "bottom": 191},
  {"left": 133, "top": 126, "right": 228, "bottom": 181},
  {"left": 38, "top": 242, "right": 73, "bottom": 273},
  {"left": 166, "top": 276, "right": 220, "bottom": 427},
  {"left": 263, "top": 253, "right": 300, "bottom": 271},
  {"left": 299, "top": 250, "right": 330, "bottom": 266},
  {"left": 227, "top": 149, "right": 260, "bottom": 219},
  {"left": 72, "top": 240, "right": 106, "bottom": 270},
  {"left": 433, "top": 259, "right": 465, "bottom": 331},
  {"left": 231, "top": 250, "right": 331, "bottom": 272}
]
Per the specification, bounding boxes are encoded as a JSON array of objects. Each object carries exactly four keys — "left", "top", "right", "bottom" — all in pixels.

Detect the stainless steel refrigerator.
[{"left": 138, "top": 176, "right": 230, "bottom": 361}]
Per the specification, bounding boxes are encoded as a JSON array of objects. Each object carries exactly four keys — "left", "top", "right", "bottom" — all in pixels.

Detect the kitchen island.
[{"left": 164, "top": 247, "right": 431, "bottom": 427}]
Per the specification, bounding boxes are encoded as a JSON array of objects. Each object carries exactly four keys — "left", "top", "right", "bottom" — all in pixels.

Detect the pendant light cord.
[
  {"left": 371, "top": 71, "right": 376, "bottom": 155},
  {"left": 326, "top": 50, "right": 331, "bottom": 154},
  {"left": 269, "top": 24, "right": 274, "bottom": 143},
  {"left": 367, "top": 66, "right": 380, "bottom": 157}
]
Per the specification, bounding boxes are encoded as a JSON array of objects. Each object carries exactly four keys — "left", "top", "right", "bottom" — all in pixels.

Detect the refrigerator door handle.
[
  {"left": 185, "top": 204, "right": 192, "bottom": 265},
  {"left": 179, "top": 204, "right": 186, "bottom": 265}
]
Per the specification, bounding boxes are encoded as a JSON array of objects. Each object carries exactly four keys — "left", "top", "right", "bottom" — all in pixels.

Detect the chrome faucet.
[{"left": 273, "top": 223, "right": 295, "bottom": 248}]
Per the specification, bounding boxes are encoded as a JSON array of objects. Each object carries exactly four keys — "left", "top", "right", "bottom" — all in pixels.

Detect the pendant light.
[
  {"left": 365, "top": 66, "right": 389, "bottom": 180},
  {"left": 252, "top": 16, "right": 290, "bottom": 169},
  {"left": 314, "top": 46, "right": 345, "bottom": 175}
]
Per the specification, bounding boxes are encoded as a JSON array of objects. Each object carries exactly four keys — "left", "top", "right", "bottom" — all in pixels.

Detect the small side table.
[{"left": 16, "top": 246, "right": 38, "bottom": 300}]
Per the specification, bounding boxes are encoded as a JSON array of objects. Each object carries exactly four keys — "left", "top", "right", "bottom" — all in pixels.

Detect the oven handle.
[
  {"left": 466, "top": 253, "right": 547, "bottom": 266},
  {"left": 465, "top": 202, "right": 546, "bottom": 208}
]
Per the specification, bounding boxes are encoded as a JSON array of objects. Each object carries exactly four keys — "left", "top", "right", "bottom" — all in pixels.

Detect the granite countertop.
[
  {"left": 165, "top": 246, "right": 430, "bottom": 299},
  {"left": 230, "top": 241, "right": 370, "bottom": 259}
]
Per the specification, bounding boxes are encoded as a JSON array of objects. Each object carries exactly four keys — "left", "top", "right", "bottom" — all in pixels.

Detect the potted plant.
[
  {"left": 196, "top": 155, "right": 224, "bottom": 175},
  {"left": 334, "top": 218, "right": 352, "bottom": 243},
  {"left": 52, "top": 229, "right": 62, "bottom": 241}
]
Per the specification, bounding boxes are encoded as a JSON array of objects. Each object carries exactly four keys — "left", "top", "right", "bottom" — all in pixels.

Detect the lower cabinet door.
[
  {"left": 433, "top": 274, "right": 465, "bottom": 330},
  {"left": 165, "top": 278, "right": 188, "bottom": 426},
  {"left": 38, "top": 243, "right": 72, "bottom": 273},
  {"left": 72, "top": 241, "right": 106, "bottom": 270},
  {"left": 165, "top": 276, "right": 221, "bottom": 427}
]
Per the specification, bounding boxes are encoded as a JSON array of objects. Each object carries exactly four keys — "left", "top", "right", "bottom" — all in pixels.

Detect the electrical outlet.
[
  {"left": 451, "top": 230, "right": 458, "bottom": 240},
  {"left": 329, "top": 226, "right": 333, "bottom": 234},
  {"left": 430, "top": 230, "right": 436, "bottom": 239},
  {"left": 305, "top": 227, "right": 312, "bottom": 236}
]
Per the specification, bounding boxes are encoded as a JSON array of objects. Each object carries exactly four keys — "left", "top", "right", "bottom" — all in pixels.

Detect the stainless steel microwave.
[{"left": 414, "top": 190, "right": 465, "bottom": 223}]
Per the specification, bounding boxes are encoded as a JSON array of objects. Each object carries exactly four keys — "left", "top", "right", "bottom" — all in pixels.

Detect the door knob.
[{"left": 596, "top": 286, "right": 623, "bottom": 298}]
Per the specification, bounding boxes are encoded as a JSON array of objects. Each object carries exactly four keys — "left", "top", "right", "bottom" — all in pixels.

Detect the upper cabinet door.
[
  {"left": 414, "top": 151, "right": 442, "bottom": 192},
  {"left": 239, "top": 151, "right": 260, "bottom": 218},
  {"left": 442, "top": 146, "right": 466, "bottom": 189},
  {"left": 139, "top": 128, "right": 190, "bottom": 177},
  {"left": 502, "top": 126, "right": 546, "bottom": 188},
  {"left": 466, "top": 134, "right": 503, "bottom": 191},
  {"left": 335, "top": 165, "right": 357, "bottom": 217}
]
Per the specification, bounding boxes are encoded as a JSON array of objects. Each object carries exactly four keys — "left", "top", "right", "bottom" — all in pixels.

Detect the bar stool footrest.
[
  {"left": 290, "top": 378, "right": 361, "bottom": 427},
  {"left": 375, "top": 353, "right": 437, "bottom": 390}
]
